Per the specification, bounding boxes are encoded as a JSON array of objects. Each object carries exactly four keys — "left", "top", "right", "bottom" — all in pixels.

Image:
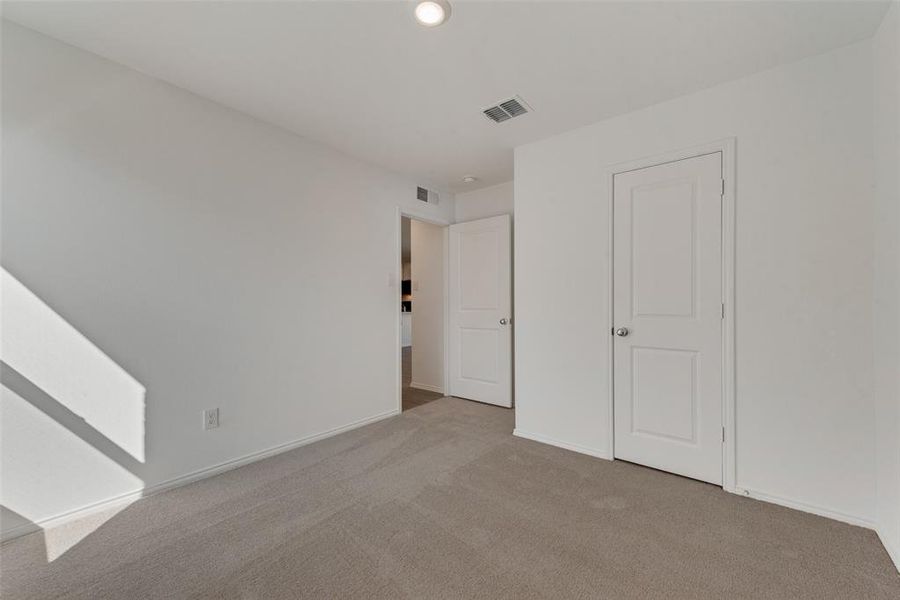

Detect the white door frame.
[
  {"left": 604, "top": 138, "right": 737, "bottom": 492},
  {"left": 394, "top": 206, "right": 451, "bottom": 414}
]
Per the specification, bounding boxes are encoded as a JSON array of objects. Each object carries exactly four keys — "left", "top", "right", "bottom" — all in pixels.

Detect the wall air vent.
[
  {"left": 482, "top": 95, "right": 531, "bottom": 123},
  {"left": 417, "top": 186, "right": 440, "bottom": 205}
]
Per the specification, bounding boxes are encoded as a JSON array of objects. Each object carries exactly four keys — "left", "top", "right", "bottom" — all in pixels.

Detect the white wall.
[
  {"left": 515, "top": 41, "right": 876, "bottom": 524},
  {"left": 874, "top": 2, "right": 900, "bottom": 570},
  {"left": 454, "top": 181, "right": 514, "bottom": 223},
  {"left": 410, "top": 220, "right": 445, "bottom": 392},
  {"left": 0, "top": 22, "right": 453, "bottom": 540}
]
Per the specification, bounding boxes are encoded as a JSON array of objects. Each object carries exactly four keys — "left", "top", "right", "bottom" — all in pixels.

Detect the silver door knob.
[
  {"left": 615, "top": 327, "right": 629, "bottom": 337},
  {"left": 499, "top": 318, "right": 509, "bottom": 325}
]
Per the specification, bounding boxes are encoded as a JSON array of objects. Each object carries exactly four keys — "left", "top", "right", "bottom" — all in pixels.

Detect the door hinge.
[
  {"left": 722, "top": 427, "right": 726, "bottom": 443},
  {"left": 720, "top": 179, "right": 725, "bottom": 196},
  {"left": 721, "top": 303, "right": 725, "bottom": 319}
]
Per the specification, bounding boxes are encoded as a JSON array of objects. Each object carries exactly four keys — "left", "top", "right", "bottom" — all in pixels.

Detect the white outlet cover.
[{"left": 204, "top": 408, "right": 219, "bottom": 430}]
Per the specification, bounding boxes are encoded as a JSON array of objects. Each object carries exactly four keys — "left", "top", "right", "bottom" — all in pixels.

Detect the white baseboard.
[
  {"left": 1, "top": 519, "right": 43, "bottom": 542},
  {"left": 511, "top": 430, "right": 882, "bottom": 535},
  {"left": 877, "top": 527, "right": 900, "bottom": 573},
  {"left": 513, "top": 428, "right": 612, "bottom": 460},
  {"left": 728, "top": 487, "right": 875, "bottom": 530},
  {"left": 409, "top": 381, "right": 443, "bottom": 394},
  {"left": 1, "top": 408, "right": 400, "bottom": 544}
]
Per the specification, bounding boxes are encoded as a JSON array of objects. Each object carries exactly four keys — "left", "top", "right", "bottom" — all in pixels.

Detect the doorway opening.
[
  {"left": 400, "top": 215, "right": 445, "bottom": 412},
  {"left": 395, "top": 209, "right": 514, "bottom": 412}
]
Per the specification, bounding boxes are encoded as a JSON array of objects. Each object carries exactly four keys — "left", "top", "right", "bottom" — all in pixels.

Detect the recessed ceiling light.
[
  {"left": 462, "top": 176, "right": 478, "bottom": 183},
  {"left": 414, "top": 1, "right": 451, "bottom": 27}
]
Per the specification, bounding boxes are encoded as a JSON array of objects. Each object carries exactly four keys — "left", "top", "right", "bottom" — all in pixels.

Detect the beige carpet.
[{"left": 2, "top": 397, "right": 898, "bottom": 599}]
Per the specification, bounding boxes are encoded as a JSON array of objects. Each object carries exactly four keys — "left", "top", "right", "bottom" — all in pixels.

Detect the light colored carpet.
[{"left": 2, "top": 397, "right": 898, "bottom": 599}]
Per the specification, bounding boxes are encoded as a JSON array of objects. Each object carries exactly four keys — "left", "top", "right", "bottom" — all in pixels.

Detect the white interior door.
[
  {"left": 448, "top": 214, "right": 512, "bottom": 407},
  {"left": 613, "top": 152, "right": 723, "bottom": 485}
]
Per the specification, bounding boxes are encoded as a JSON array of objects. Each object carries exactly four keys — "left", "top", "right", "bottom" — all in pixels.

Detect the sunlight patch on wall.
[
  {"left": 1, "top": 268, "right": 147, "bottom": 561},
  {"left": 1, "top": 269, "right": 146, "bottom": 461},
  {"left": 1, "top": 385, "right": 142, "bottom": 561}
]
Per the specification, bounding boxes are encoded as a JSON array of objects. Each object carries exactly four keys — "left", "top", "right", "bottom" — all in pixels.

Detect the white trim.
[
  {"left": 1, "top": 408, "right": 400, "bottom": 544},
  {"left": 409, "top": 381, "right": 444, "bottom": 394},
  {"left": 396, "top": 207, "right": 404, "bottom": 413},
  {"left": 513, "top": 429, "right": 613, "bottom": 460},
  {"left": 400, "top": 203, "right": 451, "bottom": 228},
  {"left": 516, "top": 434, "right": 881, "bottom": 536},
  {"left": 605, "top": 159, "right": 616, "bottom": 461},
  {"left": 729, "top": 486, "right": 875, "bottom": 530},
  {"left": 1, "top": 520, "right": 43, "bottom": 542},
  {"left": 604, "top": 137, "right": 737, "bottom": 491},
  {"left": 443, "top": 226, "right": 451, "bottom": 397},
  {"left": 719, "top": 139, "right": 738, "bottom": 493},
  {"left": 877, "top": 528, "right": 900, "bottom": 573}
]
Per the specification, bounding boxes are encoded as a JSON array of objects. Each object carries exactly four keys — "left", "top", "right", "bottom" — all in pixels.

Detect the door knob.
[
  {"left": 615, "top": 327, "right": 629, "bottom": 337},
  {"left": 499, "top": 318, "right": 509, "bottom": 325}
]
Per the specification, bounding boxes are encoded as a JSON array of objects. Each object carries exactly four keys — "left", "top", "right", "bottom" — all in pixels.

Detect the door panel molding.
[
  {"left": 604, "top": 138, "right": 736, "bottom": 491},
  {"left": 448, "top": 214, "right": 513, "bottom": 407}
]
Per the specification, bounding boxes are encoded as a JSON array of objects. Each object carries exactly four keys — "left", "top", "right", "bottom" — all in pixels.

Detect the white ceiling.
[{"left": 3, "top": 1, "right": 890, "bottom": 192}]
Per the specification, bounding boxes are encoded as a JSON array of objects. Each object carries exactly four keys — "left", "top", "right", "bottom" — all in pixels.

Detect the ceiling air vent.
[
  {"left": 483, "top": 95, "right": 531, "bottom": 123},
  {"left": 417, "top": 186, "right": 440, "bottom": 205}
]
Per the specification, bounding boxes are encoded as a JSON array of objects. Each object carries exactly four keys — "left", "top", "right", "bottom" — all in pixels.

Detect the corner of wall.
[{"left": 873, "top": 0, "right": 900, "bottom": 573}]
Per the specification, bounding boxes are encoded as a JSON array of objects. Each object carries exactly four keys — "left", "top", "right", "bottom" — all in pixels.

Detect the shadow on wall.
[{"left": 1, "top": 268, "right": 146, "bottom": 561}]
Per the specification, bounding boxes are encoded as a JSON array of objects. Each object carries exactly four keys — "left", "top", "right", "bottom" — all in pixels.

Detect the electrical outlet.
[{"left": 203, "top": 408, "right": 219, "bottom": 430}]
